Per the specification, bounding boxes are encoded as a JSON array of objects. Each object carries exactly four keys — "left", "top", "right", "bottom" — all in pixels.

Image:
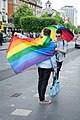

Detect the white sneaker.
[{"left": 39, "top": 100, "right": 51, "bottom": 104}]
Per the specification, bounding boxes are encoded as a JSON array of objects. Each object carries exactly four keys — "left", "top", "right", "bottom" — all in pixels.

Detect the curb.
[
  {"left": 0, "top": 48, "right": 7, "bottom": 51},
  {"left": 0, "top": 42, "right": 9, "bottom": 51}
]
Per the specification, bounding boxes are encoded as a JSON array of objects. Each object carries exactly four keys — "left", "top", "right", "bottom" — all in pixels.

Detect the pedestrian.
[
  {"left": 54, "top": 29, "right": 68, "bottom": 81},
  {"left": 0, "top": 30, "right": 3, "bottom": 46},
  {"left": 36, "top": 28, "right": 57, "bottom": 104},
  {"left": 14, "top": 31, "right": 27, "bottom": 38},
  {"left": 30, "top": 32, "right": 33, "bottom": 38}
]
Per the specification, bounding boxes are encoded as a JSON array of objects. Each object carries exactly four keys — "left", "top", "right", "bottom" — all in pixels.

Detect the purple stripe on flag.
[{"left": 13, "top": 50, "right": 55, "bottom": 74}]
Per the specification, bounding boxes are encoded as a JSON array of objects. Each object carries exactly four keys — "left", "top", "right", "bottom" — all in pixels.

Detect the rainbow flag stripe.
[{"left": 7, "top": 35, "right": 56, "bottom": 74}]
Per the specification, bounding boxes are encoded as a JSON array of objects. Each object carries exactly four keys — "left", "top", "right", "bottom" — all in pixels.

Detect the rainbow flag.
[{"left": 7, "top": 35, "right": 56, "bottom": 74}]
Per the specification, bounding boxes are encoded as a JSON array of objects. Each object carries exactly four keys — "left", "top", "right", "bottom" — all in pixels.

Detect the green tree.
[
  {"left": 12, "top": 3, "right": 34, "bottom": 29},
  {"left": 53, "top": 15, "right": 64, "bottom": 26},
  {"left": 64, "top": 22, "right": 72, "bottom": 29},
  {"left": 41, "top": 12, "right": 49, "bottom": 17},
  {"left": 73, "top": 26, "right": 79, "bottom": 34},
  {"left": 21, "top": 16, "right": 57, "bottom": 32}
]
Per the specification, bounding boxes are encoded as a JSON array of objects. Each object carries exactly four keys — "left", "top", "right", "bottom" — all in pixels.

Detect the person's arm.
[
  {"left": 55, "top": 41, "right": 68, "bottom": 54},
  {"left": 55, "top": 47, "right": 67, "bottom": 54},
  {"left": 50, "top": 56, "right": 57, "bottom": 73}
]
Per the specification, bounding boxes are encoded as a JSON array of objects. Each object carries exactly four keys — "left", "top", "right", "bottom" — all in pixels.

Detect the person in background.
[
  {"left": 0, "top": 30, "right": 3, "bottom": 46},
  {"left": 14, "top": 31, "right": 28, "bottom": 38},
  {"left": 30, "top": 32, "right": 33, "bottom": 38},
  {"left": 36, "top": 28, "right": 57, "bottom": 104}
]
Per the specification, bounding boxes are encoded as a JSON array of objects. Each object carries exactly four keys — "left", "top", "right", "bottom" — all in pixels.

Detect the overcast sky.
[{"left": 42, "top": 0, "right": 80, "bottom": 25}]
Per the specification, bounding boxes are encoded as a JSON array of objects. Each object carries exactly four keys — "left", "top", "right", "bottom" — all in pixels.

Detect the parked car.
[{"left": 75, "top": 35, "right": 80, "bottom": 48}]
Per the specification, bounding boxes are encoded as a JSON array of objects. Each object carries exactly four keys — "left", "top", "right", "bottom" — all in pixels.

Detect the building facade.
[
  {"left": 0, "top": 0, "right": 8, "bottom": 22},
  {"left": 35, "top": 0, "right": 42, "bottom": 16},
  {"left": 60, "top": 6, "right": 77, "bottom": 26},
  {"left": 42, "top": 0, "right": 57, "bottom": 16},
  {"left": 0, "top": 0, "right": 42, "bottom": 33}
]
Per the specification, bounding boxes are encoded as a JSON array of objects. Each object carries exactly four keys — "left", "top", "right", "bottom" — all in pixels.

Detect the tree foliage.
[
  {"left": 17, "top": 3, "right": 33, "bottom": 16},
  {"left": 21, "top": 16, "right": 57, "bottom": 32},
  {"left": 12, "top": 4, "right": 79, "bottom": 33},
  {"left": 12, "top": 3, "right": 34, "bottom": 29},
  {"left": 41, "top": 12, "right": 49, "bottom": 17},
  {"left": 53, "top": 15, "right": 64, "bottom": 26}
]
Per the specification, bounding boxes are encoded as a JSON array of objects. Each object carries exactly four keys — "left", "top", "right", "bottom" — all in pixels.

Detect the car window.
[
  {"left": 77, "top": 37, "right": 80, "bottom": 41},
  {"left": 76, "top": 36, "right": 80, "bottom": 44}
]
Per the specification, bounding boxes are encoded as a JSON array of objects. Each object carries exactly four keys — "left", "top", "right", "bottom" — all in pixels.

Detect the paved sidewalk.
[
  {"left": 0, "top": 42, "right": 9, "bottom": 51},
  {"left": 0, "top": 49, "right": 80, "bottom": 120}
]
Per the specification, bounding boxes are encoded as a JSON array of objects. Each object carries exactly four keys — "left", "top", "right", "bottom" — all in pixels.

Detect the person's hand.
[
  {"left": 55, "top": 47, "right": 66, "bottom": 54},
  {"left": 72, "top": 37, "right": 77, "bottom": 42},
  {"left": 54, "top": 39, "right": 57, "bottom": 43},
  {"left": 55, "top": 47, "right": 60, "bottom": 51},
  {"left": 54, "top": 70, "right": 57, "bottom": 73},
  {"left": 14, "top": 32, "right": 17, "bottom": 35}
]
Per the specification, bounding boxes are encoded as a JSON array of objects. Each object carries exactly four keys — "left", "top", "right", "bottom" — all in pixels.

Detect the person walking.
[
  {"left": 54, "top": 29, "right": 68, "bottom": 80},
  {"left": 0, "top": 30, "right": 3, "bottom": 46},
  {"left": 37, "top": 28, "right": 57, "bottom": 104}
]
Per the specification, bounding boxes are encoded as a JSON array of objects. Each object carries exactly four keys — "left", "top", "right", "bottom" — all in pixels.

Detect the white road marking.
[
  {"left": 22, "top": 96, "right": 26, "bottom": 99},
  {"left": 11, "top": 109, "right": 32, "bottom": 116},
  {"left": 11, "top": 104, "right": 14, "bottom": 107}
]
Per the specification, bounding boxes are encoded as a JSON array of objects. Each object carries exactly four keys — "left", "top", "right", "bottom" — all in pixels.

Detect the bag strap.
[
  {"left": 63, "top": 40, "right": 65, "bottom": 57},
  {"left": 63, "top": 40, "right": 65, "bottom": 47}
]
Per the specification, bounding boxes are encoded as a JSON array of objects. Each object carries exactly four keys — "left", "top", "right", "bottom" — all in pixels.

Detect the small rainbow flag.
[{"left": 7, "top": 35, "right": 56, "bottom": 74}]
